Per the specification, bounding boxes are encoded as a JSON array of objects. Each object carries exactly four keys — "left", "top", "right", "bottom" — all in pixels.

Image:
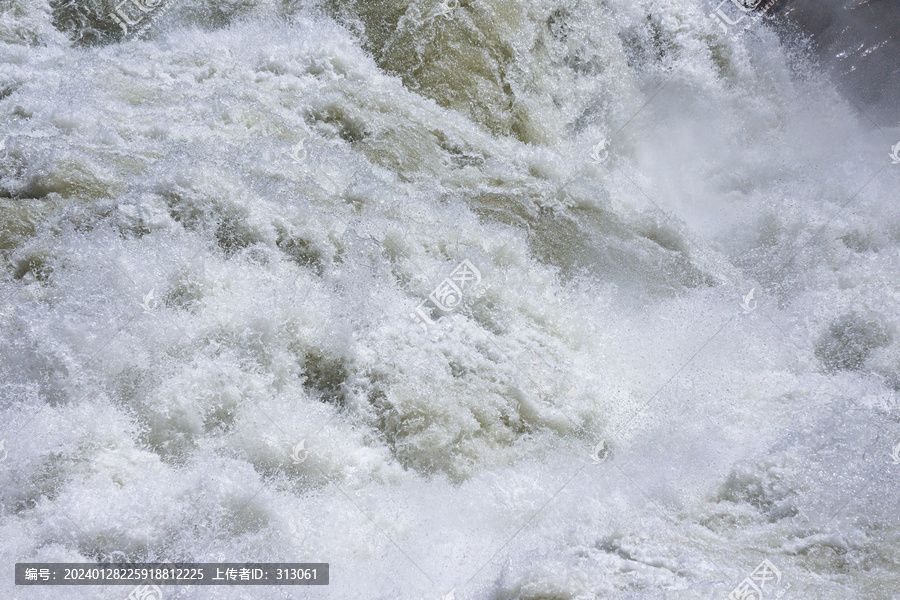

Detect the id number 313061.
[{"left": 275, "top": 568, "right": 317, "bottom": 581}]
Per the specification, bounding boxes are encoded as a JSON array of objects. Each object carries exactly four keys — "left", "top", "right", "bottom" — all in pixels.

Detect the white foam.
[{"left": 1, "top": 1, "right": 898, "bottom": 598}]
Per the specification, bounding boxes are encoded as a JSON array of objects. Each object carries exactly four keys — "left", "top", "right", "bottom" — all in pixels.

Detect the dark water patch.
[
  {"left": 326, "top": 0, "right": 551, "bottom": 144},
  {"left": 466, "top": 187, "right": 717, "bottom": 297},
  {"left": 770, "top": 0, "right": 900, "bottom": 125},
  {"left": 277, "top": 232, "right": 325, "bottom": 275},
  {"left": 301, "top": 349, "right": 349, "bottom": 407},
  {"left": 50, "top": 0, "right": 121, "bottom": 46},
  {"left": 12, "top": 250, "right": 53, "bottom": 281},
  {"left": 814, "top": 312, "right": 894, "bottom": 373}
]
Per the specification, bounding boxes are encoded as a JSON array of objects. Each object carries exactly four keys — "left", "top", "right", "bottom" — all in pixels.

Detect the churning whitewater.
[{"left": 1, "top": 0, "right": 899, "bottom": 598}]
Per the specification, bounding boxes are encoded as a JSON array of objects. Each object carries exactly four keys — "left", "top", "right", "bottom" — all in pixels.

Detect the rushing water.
[{"left": 1, "top": 0, "right": 899, "bottom": 598}]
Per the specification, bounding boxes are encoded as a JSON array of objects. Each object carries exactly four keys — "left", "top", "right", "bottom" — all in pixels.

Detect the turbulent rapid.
[{"left": 1, "top": 0, "right": 899, "bottom": 598}]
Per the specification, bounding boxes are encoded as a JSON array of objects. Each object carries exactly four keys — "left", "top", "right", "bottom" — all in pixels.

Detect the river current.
[{"left": 1, "top": 0, "right": 899, "bottom": 598}]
